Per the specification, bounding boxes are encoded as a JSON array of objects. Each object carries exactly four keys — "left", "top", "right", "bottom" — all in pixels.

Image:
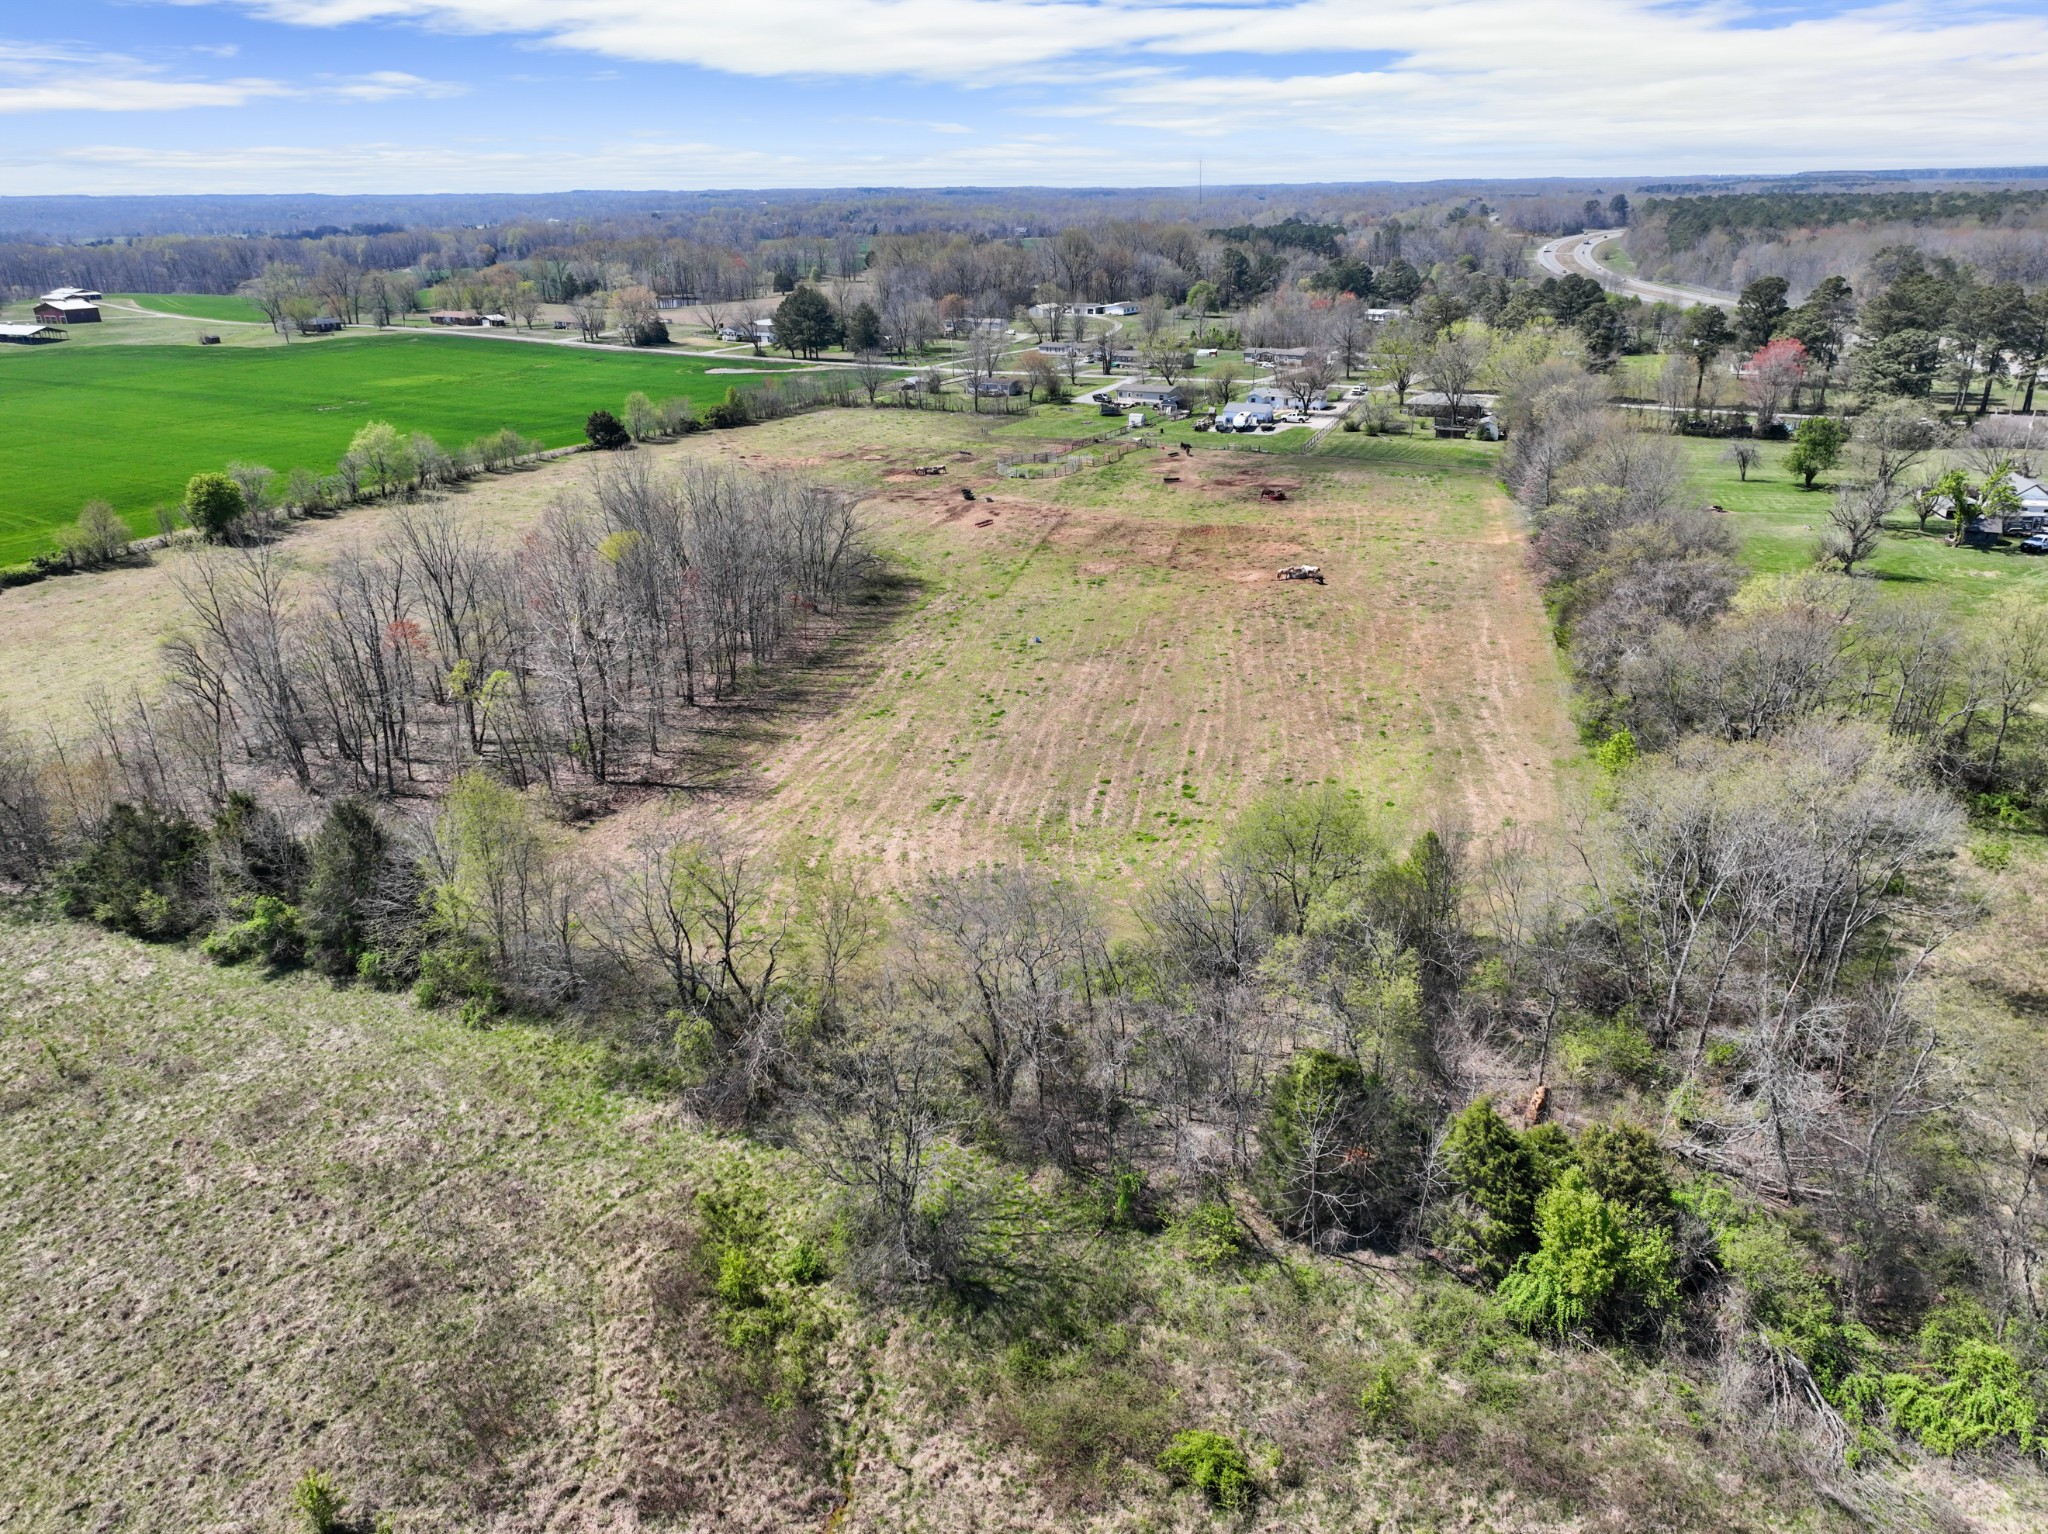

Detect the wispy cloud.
[
  {"left": 0, "top": 42, "right": 466, "bottom": 112},
  {"left": 320, "top": 69, "right": 467, "bottom": 100},
  {"left": 163, "top": 0, "right": 2048, "bottom": 168},
  {"left": 0, "top": 128, "right": 1132, "bottom": 192}
]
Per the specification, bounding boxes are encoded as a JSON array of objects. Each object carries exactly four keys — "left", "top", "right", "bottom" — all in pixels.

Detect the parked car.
[{"left": 2020, "top": 533, "right": 2048, "bottom": 555}]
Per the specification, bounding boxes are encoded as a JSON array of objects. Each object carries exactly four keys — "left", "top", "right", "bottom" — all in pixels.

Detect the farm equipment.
[
  {"left": 960, "top": 486, "right": 976, "bottom": 501},
  {"left": 912, "top": 465, "right": 948, "bottom": 477},
  {"left": 1259, "top": 486, "right": 1288, "bottom": 501},
  {"left": 1277, "top": 565, "right": 1325, "bottom": 585}
]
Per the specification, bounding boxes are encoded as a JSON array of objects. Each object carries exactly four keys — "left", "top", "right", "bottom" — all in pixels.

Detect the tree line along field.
[{"left": 0, "top": 334, "right": 800, "bottom": 562}]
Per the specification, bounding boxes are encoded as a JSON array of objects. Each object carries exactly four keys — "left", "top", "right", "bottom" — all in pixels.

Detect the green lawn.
[
  {"left": 115, "top": 292, "right": 271, "bottom": 325},
  {"left": 0, "top": 335, "right": 799, "bottom": 560},
  {"left": 1676, "top": 436, "right": 2048, "bottom": 612},
  {"left": 1312, "top": 430, "right": 1505, "bottom": 472}
]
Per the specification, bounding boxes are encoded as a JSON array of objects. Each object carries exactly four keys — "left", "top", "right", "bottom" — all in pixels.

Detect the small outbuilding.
[
  {"left": 0, "top": 323, "right": 64, "bottom": 344},
  {"left": 39, "top": 286, "right": 102, "bottom": 304},
  {"left": 428, "top": 310, "right": 484, "bottom": 326}
]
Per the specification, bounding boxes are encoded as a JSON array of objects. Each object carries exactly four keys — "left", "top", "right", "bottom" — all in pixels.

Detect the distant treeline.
[{"left": 1644, "top": 189, "right": 2048, "bottom": 252}]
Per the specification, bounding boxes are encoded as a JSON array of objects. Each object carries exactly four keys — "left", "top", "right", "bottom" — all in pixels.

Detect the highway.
[{"left": 1534, "top": 229, "right": 1733, "bottom": 310}]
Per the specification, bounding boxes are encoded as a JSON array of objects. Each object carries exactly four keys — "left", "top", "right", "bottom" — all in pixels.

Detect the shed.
[
  {"left": 39, "top": 286, "right": 102, "bottom": 303},
  {"left": 34, "top": 299, "right": 100, "bottom": 324},
  {"left": 0, "top": 323, "right": 63, "bottom": 344},
  {"left": 428, "top": 310, "right": 484, "bottom": 326}
]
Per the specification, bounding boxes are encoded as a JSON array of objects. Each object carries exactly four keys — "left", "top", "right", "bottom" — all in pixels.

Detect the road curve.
[{"left": 1534, "top": 229, "right": 1732, "bottom": 310}]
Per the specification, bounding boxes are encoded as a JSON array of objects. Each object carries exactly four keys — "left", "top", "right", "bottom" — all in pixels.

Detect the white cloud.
[
  {"left": 321, "top": 69, "right": 468, "bottom": 100},
  {"left": 0, "top": 43, "right": 290, "bottom": 111},
  {"left": 159, "top": 0, "right": 2048, "bottom": 170},
  {"left": 0, "top": 42, "right": 467, "bottom": 112}
]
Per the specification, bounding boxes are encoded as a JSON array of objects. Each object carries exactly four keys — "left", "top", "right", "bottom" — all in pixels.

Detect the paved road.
[{"left": 1534, "top": 229, "right": 1733, "bottom": 310}]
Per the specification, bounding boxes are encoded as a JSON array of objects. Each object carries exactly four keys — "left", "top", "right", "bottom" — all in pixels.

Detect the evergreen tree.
[{"left": 774, "top": 285, "right": 841, "bottom": 359}]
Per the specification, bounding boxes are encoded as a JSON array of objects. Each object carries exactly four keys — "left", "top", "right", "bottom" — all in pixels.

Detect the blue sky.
[{"left": 1, "top": 0, "right": 2044, "bottom": 193}]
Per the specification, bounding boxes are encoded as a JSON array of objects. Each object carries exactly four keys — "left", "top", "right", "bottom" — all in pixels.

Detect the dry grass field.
[
  {"left": 1, "top": 407, "right": 1574, "bottom": 894},
  {"left": 5, "top": 918, "right": 2038, "bottom": 1534}
]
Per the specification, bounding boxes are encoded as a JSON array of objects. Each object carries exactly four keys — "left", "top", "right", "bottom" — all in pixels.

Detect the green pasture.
[
  {"left": 1676, "top": 436, "right": 2048, "bottom": 613},
  {"left": 115, "top": 292, "right": 270, "bottom": 325},
  {"left": 0, "top": 335, "right": 801, "bottom": 561},
  {"left": 1312, "top": 429, "right": 1505, "bottom": 472}
]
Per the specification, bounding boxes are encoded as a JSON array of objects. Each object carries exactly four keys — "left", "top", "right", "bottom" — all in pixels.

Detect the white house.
[
  {"left": 1217, "top": 401, "right": 1278, "bottom": 431},
  {"left": 1111, "top": 380, "right": 1186, "bottom": 410}
]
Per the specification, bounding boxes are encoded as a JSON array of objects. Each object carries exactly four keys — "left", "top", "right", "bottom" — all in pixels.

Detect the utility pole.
[{"left": 1197, "top": 159, "right": 1203, "bottom": 210}]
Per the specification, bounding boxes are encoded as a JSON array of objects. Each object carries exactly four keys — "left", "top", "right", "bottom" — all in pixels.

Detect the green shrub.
[
  {"left": 413, "top": 938, "right": 501, "bottom": 1012},
  {"left": 53, "top": 500, "right": 132, "bottom": 568},
  {"left": 58, "top": 803, "right": 208, "bottom": 938},
  {"left": 1357, "top": 1360, "right": 1409, "bottom": 1431},
  {"left": 1561, "top": 1014, "right": 1658, "bottom": 1087},
  {"left": 1576, "top": 1121, "right": 1670, "bottom": 1213},
  {"left": 201, "top": 895, "right": 305, "bottom": 967},
  {"left": 1170, "top": 1199, "right": 1245, "bottom": 1271},
  {"left": 696, "top": 1181, "right": 832, "bottom": 1408},
  {"left": 1678, "top": 1181, "right": 1881, "bottom": 1405},
  {"left": 304, "top": 798, "right": 390, "bottom": 978},
  {"left": 183, "top": 470, "right": 245, "bottom": 540},
  {"left": 624, "top": 390, "right": 661, "bottom": 441},
  {"left": 583, "top": 409, "right": 630, "bottom": 450},
  {"left": 1885, "top": 1339, "right": 2039, "bottom": 1455},
  {"left": 1972, "top": 837, "right": 2014, "bottom": 872},
  {"left": 1496, "top": 1168, "right": 1676, "bottom": 1337},
  {"left": 291, "top": 1469, "right": 345, "bottom": 1533},
  {"left": 1159, "top": 1428, "right": 1254, "bottom": 1510},
  {"left": 705, "top": 388, "right": 752, "bottom": 429},
  {"left": 210, "top": 790, "right": 307, "bottom": 904},
  {"left": 1520, "top": 1120, "right": 1578, "bottom": 1190},
  {"left": 1443, "top": 1095, "right": 1541, "bottom": 1278},
  {"left": 1255, "top": 1048, "right": 1424, "bottom": 1248},
  {"left": 1594, "top": 726, "right": 1639, "bottom": 775}
]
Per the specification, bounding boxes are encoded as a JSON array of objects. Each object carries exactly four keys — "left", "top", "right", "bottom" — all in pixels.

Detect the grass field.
[
  {"left": 1675, "top": 436, "right": 2048, "bottom": 612},
  {"left": 0, "top": 406, "right": 1575, "bottom": 892},
  {"left": 116, "top": 291, "right": 271, "bottom": 324},
  {"left": 16, "top": 912, "right": 1992, "bottom": 1534},
  {"left": 0, "top": 335, "right": 804, "bottom": 561}
]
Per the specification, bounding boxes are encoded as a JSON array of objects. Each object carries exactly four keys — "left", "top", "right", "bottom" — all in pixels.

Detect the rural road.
[{"left": 1534, "top": 229, "right": 1732, "bottom": 310}]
